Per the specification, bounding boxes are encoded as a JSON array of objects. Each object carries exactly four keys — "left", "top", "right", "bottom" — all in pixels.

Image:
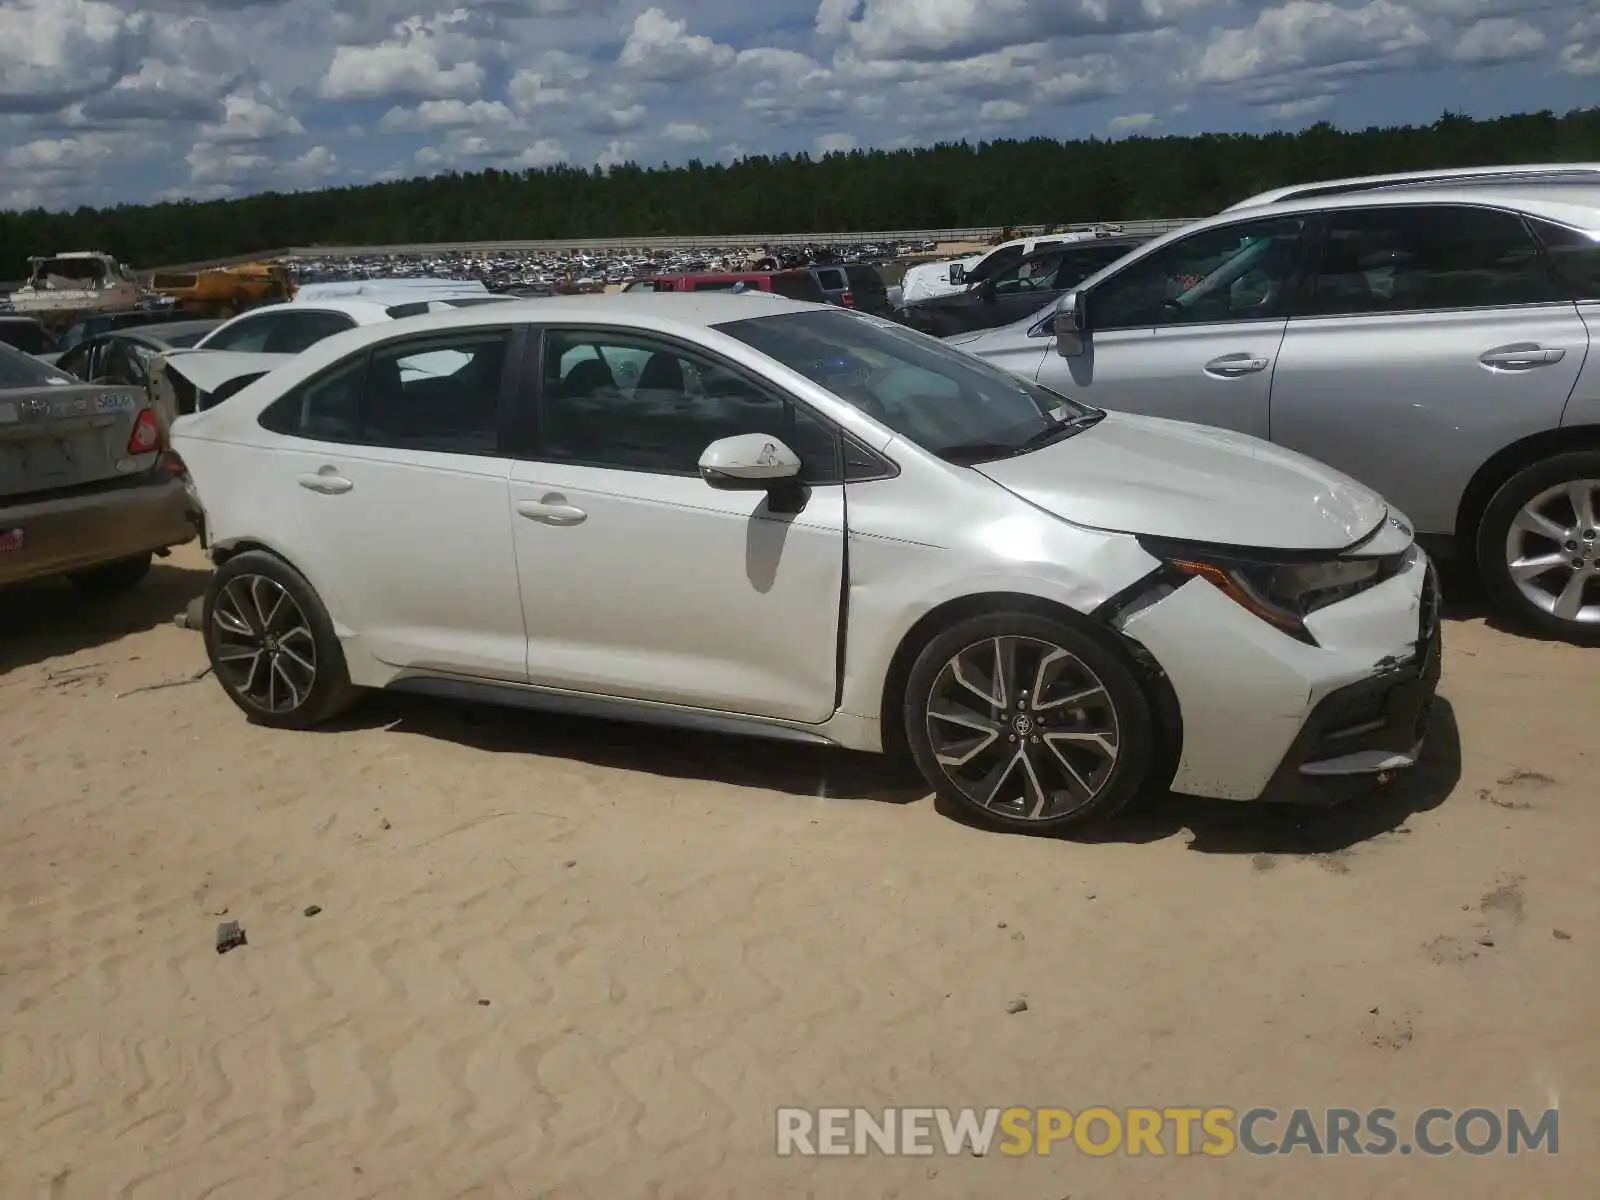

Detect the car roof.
[
  {"left": 1210, "top": 181, "right": 1600, "bottom": 231},
  {"left": 1225, "top": 163, "right": 1600, "bottom": 210},
  {"left": 119, "top": 319, "right": 223, "bottom": 342}
]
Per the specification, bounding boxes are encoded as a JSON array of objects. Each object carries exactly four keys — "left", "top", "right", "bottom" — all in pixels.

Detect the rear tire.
[
  {"left": 67, "top": 552, "right": 152, "bottom": 596},
  {"left": 1476, "top": 451, "right": 1600, "bottom": 646},
  {"left": 903, "top": 610, "right": 1156, "bottom": 833},
  {"left": 203, "top": 550, "right": 358, "bottom": 729}
]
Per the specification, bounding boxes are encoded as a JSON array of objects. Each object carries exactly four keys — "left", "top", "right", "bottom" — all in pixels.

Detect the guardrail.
[{"left": 143, "top": 219, "right": 1196, "bottom": 272}]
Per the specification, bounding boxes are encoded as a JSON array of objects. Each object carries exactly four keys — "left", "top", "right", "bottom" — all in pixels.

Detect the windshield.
[
  {"left": 0, "top": 340, "right": 78, "bottom": 389},
  {"left": 716, "top": 308, "right": 1099, "bottom": 464}
]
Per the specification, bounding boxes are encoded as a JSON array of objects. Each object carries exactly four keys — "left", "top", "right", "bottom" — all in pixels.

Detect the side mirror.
[
  {"left": 699, "top": 433, "right": 802, "bottom": 491},
  {"left": 1053, "top": 290, "right": 1088, "bottom": 358},
  {"left": 948, "top": 263, "right": 966, "bottom": 286}
]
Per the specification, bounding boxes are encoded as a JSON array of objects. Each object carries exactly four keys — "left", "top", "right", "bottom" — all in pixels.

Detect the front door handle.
[
  {"left": 1203, "top": 353, "right": 1270, "bottom": 378},
  {"left": 1479, "top": 344, "right": 1567, "bottom": 370},
  {"left": 517, "top": 497, "right": 587, "bottom": 526},
  {"left": 297, "top": 468, "right": 353, "bottom": 494}
]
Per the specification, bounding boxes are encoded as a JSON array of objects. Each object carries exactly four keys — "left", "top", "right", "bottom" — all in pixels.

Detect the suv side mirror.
[
  {"left": 948, "top": 263, "right": 967, "bottom": 286},
  {"left": 1054, "top": 291, "right": 1088, "bottom": 357}
]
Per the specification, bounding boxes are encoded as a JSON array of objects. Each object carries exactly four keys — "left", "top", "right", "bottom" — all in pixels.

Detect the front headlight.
[{"left": 1137, "top": 536, "right": 1398, "bottom": 645}]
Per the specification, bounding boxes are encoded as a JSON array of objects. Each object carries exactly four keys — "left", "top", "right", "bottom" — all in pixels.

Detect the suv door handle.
[
  {"left": 297, "top": 469, "right": 353, "bottom": 494},
  {"left": 1204, "top": 353, "right": 1270, "bottom": 378},
  {"left": 517, "top": 498, "right": 587, "bottom": 526},
  {"left": 1479, "top": 344, "right": 1567, "bottom": 370}
]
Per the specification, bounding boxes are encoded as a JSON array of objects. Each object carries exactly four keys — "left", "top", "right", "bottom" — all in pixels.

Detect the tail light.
[
  {"left": 127, "top": 407, "right": 162, "bottom": 455},
  {"left": 841, "top": 289, "right": 855, "bottom": 308}
]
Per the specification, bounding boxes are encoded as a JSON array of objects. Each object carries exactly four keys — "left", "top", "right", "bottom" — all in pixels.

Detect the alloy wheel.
[
  {"left": 925, "top": 635, "right": 1120, "bottom": 822},
  {"left": 1504, "top": 479, "right": 1600, "bottom": 625},
  {"left": 211, "top": 574, "right": 318, "bottom": 714}
]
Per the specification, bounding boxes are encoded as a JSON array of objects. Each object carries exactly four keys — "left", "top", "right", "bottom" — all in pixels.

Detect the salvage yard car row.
[{"left": 4, "top": 162, "right": 1597, "bottom": 837}]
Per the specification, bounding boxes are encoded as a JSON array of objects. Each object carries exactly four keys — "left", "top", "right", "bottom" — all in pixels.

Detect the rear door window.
[
  {"left": 1299, "top": 205, "right": 1564, "bottom": 316},
  {"left": 813, "top": 268, "right": 847, "bottom": 292}
]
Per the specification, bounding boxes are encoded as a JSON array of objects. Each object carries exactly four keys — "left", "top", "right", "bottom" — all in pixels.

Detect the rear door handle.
[
  {"left": 1203, "top": 353, "right": 1270, "bottom": 378},
  {"left": 517, "top": 498, "right": 587, "bottom": 526},
  {"left": 1479, "top": 344, "right": 1567, "bottom": 370},
  {"left": 297, "top": 469, "right": 353, "bottom": 494}
]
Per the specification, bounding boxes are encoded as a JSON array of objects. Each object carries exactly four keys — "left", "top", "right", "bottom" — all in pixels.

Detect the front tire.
[
  {"left": 903, "top": 611, "right": 1156, "bottom": 833},
  {"left": 1477, "top": 452, "right": 1600, "bottom": 645},
  {"left": 67, "top": 552, "right": 152, "bottom": 596},
  {"left": 203, "top": 550, "right": 357, "bottom": 729}
]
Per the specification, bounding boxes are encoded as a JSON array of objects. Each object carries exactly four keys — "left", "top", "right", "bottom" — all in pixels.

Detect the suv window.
[
  {"left": 261, "top": 331, "right": 509, "bottom": 454},
  {"left": 1091, "top": 217, "right": 1306, "bottom": 329},
  {"left": 768, "top": 273, "right": 826, "bottom": 302},
  {"left": 1529, "top": 219, "right": 1600, "bottom": 301},
  {"left": 966, "top": 245, "right": 1025, "bottom": 285},
  {"left": 813, "top": 267, "right": 847, "bottom": 292},
  {"left": 1300, "top": 205, "right": 1563, "bottom": 316},
  {"left": 538, "top": 329, "right": 840, "bottom": 480},
  {"left": 992, "top": 251, "right": 1068, "bottom": 296}
]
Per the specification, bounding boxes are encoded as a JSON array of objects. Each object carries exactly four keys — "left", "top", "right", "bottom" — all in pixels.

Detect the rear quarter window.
[
  {"left": 813, "top": 268, "right": 847, "bottom": 291},
  {"left": 1532, "top": 220, "right": 1600, "bottom": 300}
]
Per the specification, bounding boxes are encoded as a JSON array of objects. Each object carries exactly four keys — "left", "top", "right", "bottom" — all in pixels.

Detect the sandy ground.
[{"left": 1, "top": 541, "right": 1596, "bottom": 1199}]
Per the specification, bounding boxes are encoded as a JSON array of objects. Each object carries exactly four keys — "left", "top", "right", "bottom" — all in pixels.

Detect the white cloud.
[
  {"left": 1450, "top": 16, "right": 1546, "bottom": 62},
  {"left": 200, "top": 91, "right": 305, "bottom": 142},
  {"left": 663, "top": 121, "right": 710, "bottom": 143},
  {"left": 1267, "top": 94, "right": 1335, "bottom": 120},
  {"left": 379, "top": 98, "right": 518, "bottom": 133},
  {"left": 814, "top": 131, "right": 858, "bottom": 155},
  {"left": 0, "top": 0, "right": 137, "bottom": 113},
  {"left": 618, "top": 7, "right": 735, "bottom": 82},
  {"left": 596, "top": 138, "right": 640, "bottom": 168},
  {"left": 1109, "top": 111, "right": 1157, "bottom": 132},
  {"left": 1560, "top": 13, "right": 1600, "bottom": 74},
  {"left": 1193, "top": 1, "right": 1428, "bottom": 87},
  {"left": 320, "top": 10, "right": 486, "bottom": 101}
]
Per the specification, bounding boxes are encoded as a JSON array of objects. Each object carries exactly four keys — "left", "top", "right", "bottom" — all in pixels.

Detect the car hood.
[{"left": 973, "top": 411, "right": 1389, "bottom": 550}]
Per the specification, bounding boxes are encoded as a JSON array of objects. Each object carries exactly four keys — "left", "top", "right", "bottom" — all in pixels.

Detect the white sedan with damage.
[{"left": 171, "top": 293, "right": 1440, "bottom": 832}]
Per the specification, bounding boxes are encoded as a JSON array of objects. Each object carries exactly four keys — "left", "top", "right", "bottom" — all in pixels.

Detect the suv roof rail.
[{"left": 1223, "top": 163, "right": 1600, "bottom": 211}]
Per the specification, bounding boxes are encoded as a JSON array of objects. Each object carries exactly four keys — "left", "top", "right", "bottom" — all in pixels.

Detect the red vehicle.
[{"left": 620, "top": 270, "right": 827, "bottom": 302}]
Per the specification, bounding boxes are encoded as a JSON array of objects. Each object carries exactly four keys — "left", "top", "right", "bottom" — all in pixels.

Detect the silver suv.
[{"left": 951, "top": 175, "right": 1600, "bottom": 643}]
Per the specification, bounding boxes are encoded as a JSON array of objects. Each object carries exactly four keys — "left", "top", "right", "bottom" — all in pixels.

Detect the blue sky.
[{"left": 1, "top": 0, "right": 1595, "bottom": 212}]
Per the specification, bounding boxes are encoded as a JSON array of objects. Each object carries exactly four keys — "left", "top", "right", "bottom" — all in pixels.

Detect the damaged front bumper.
[{"left": 1113, "top": 545, "right": 1441, "bottom": 803}]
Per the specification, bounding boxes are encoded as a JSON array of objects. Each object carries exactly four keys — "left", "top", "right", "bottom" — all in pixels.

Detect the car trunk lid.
[{"left": 0, "top": 384, "right": 151, "bottom": 501}]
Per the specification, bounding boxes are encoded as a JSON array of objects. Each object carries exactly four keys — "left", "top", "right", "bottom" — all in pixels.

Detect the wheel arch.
[
  {"left": 1455, "top": 425, "right": 1600, "bottom": 552},
  {"left": 875, "top": 590, "right": 1182, "bottom": 784}
]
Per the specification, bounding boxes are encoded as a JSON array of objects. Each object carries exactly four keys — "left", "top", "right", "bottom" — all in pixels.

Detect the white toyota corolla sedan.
[{"left": 171, "top": 293, "right": 1440, "bottom": 833}]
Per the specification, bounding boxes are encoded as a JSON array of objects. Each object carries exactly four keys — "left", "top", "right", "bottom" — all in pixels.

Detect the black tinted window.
[
  {"left": 967, "top": 246, "right": 1024, "bottom": 284},
  {"left": 271, "top": 310, "right": 359, "bottom": 353},
  {"left": 814, "top": 268, "right": 847, "bottom": 291},
  {"left": 0, "top": 323, "right": 52, "bottom": 355},
  {"left": 1092, "top": 217, "right": 1305, "bottom": 328},
  {"left": 1531, "top": 219, "right": 1600, "bottom": 300},
  {"left": 261, "top": 332, "right": 508, "bottom": 453},
  {"left": 1301, "top": 206, "right": 1562, "bottom": 316},
  {"left": 769, "top": 273, "right": 826, "bottom": 302},
  {"left": 538, "top": 329, "right": 840, "bottom": 480}
]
